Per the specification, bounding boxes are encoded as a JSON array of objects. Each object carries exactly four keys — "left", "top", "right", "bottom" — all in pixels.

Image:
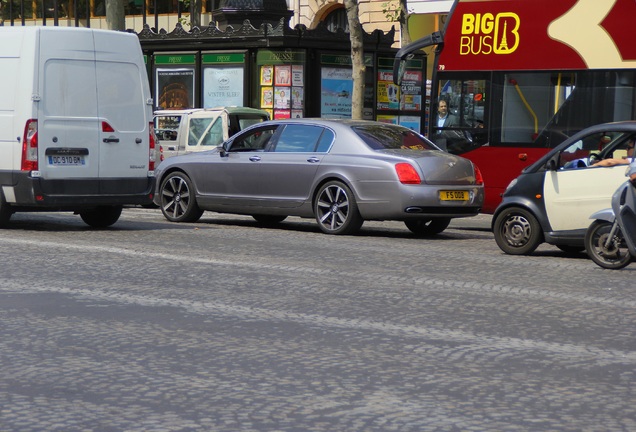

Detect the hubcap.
[{"left": 503, "top": 215, "right": 530, "bottom": 246}]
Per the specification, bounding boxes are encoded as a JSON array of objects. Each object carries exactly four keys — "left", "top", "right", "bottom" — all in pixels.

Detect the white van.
[{"left": 0, "top": 26, "right": 155, "bottom": 228}]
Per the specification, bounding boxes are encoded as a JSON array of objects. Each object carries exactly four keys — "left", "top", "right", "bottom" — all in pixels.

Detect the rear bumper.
[{"left": 1, "top": 171, "right": 155, "bottom": 210}]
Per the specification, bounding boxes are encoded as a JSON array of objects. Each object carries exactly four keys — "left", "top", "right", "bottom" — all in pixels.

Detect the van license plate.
[
  {"left": 48, "top": 156, "right": 85, "bottom": 166},
  {"left": 440, "top": 190, "right": 468, "bottom": 201}
]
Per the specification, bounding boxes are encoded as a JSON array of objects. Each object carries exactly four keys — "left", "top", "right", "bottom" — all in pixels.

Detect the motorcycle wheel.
[{"left": 584, "top": 220, "right": 632, "bottom": 270}]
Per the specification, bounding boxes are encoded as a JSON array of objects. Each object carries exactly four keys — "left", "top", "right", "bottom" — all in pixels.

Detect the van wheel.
[
  {"left": 80, "top": 206, "right": 123, "bottom": 228},
  {"left": 159, "top": 172, "right": 204, "bottom": 223},
  {"left": 0, "top": 191, "right": 13, "bottom": 227},
  {"left": 493, "top": 207, "right": 543, "bottom": 255}
]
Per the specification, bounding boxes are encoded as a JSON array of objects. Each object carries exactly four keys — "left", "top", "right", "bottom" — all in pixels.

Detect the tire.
[
  {"left": 314, "top": 181, "right": 363, "bottom": 235},
  {"left": 79, "top": 206, "right": 123, "bottom": 228},
  {"left": 159, "top": 172, "right": 204, "bottom": 223},
  {"left": 404, "top": 218, "right": 451, "bottom": 236},
  {"left": 584, "top": 220, "right": 632, "bottom": 269},
  {"left": 252, "top": 215, "right": 287, "bottom": 225},
  {"left": 0, "top": 190, "right": 13, "bottom": 228},
  {"left": 493, "top": 207, "right": 543, "bottom": 255}
]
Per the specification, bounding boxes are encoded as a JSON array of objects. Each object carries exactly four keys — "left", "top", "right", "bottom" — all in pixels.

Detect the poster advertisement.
[
  {"left": 292, "top": 110, "right": 303, "bottom": 118},
  {"left": 400, "top": 70, "right": 423, "bottom": 111},
  {"left": 203, "top": 66, "right": 244, "bottom": 107},
  {"left": 274, "top": 87, "right": 290, "bottom": 109},
  {"left": 377, "top": 70, "right": 400, "bottom": 110},
  {"left": 377, "top": 115, "right": 398, "bottom": 125},
  {"left": 274, "top": 110, "right": 291, "bottom": 119},
  {"left": 275, "top": 65, "right": 291, "bottom": 86},
  {"left": 261, "top": 65, "right": 273, "bottom": 86},
  {"left": 399, "top": 116, "right": 422, "bottom": 132},
  {"left": 292, "top": 87, "right": 304, "bottom": 109},
  {"left": 320, "top": 67, "right": 353, "bottom": 118},
  {"left": 156, "top": 68, "right": 195, "bottom": 110},
  {"left": 261, "top": 87, "right": 274, "bottom": 108},
  {"left": 292, "top": 65, "right": 304, "bottom": 86}
]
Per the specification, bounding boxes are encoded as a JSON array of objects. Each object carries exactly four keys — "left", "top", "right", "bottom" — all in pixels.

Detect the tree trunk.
[
  {"left": 190, "top": 0, "right": 201, "bottom": 28},
  {"left": 400, "top": 0, "right": 411, "bottom": 46},
  {"left": 344, "top": 0, "right": 365, "bottom": 120},
  {"left": 106, "top": 0, "right": 125, "bottom": 30}
]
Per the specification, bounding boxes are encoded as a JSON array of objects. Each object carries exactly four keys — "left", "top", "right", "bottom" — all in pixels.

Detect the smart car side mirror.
[
  {"left": 217, "top": 145, "right": 228, "bottom": 157},
  {"left": 546, "top": 159, "right": 557, "bottom": 171}
]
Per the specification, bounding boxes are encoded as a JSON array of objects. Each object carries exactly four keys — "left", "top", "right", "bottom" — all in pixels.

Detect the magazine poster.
[
  {"left": 275, "top": 65, "right": 292, "bottom": 86},
  {"left": 203, "top": 66, "right": 244, "bottom": 107},
  {"left": 292, "top": 65, "right": 304, "bottom": 86},
  {"left": 274, "top": 110, "right": 291, "bottom": 119},
  {"left": 260, "top": 65, "right": 273, "bottom": 86},
  {"left": 274, "top": 87, "right": 291, "bottom": 109},
  {"left": 156, "top": 68, "right": 195, "bottom": 110},
  {"left": 292, "top": 87, "right": 304, "bottom": 109},
  {"left": 292, "top": 110, "right": 303, "bottom": 118},
  {"left": 377, "top": 70, "right": 400, "bottom": 110},
  {"left": 261, "top": 87, "right": 274, "bottom": 108},
  {"left": 320, "top": 67, "right": 353, "bottom": 118},
  {"left": 400, "top": 70, "right": 423, "bottom": 111}
]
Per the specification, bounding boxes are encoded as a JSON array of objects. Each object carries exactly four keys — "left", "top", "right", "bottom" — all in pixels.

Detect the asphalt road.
[{"left": 0, "top": 208, "right": 634, "bottom": 431}]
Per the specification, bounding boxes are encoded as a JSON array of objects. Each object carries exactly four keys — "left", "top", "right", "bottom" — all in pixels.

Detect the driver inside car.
[{"left": 593, "top": 136, "right": 635, "bottom": 167}]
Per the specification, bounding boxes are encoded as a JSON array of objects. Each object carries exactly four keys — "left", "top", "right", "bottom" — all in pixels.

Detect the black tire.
[
  {"left": 493, "top": 207, "right": 543, "bottom": 255},
  {"left": 252, "top": 215, "right": 287, "bottom": 225},
  {"left": 159, "top": 172, "right": 204, "bottom": 223},
  {"left": 0, "top": 190, "right": 13, "bottom": 228},
  {"left": 404, "top": 218, "right": 451, "bottom": 236},
  {"left": 314, "top": 181, "right": 363, "bottom": 235},
  {"left": 584, "top": 220, "right": 632, "bottom": 269},
  {"left": 79, "top": 206, "right": 123, "bottom": 228}
]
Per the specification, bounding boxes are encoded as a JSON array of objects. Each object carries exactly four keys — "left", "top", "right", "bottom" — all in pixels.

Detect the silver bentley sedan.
[{"left": 153, "top": 119, "right": 484, "bottom": 235}]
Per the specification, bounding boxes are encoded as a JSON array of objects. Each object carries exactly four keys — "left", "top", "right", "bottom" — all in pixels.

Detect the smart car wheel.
[
  {"left": 79, "top": 205, "right": 123, "bottom": 228},
  {"left": 404, "top": 218, "right": 451, "bottom": 236},
  {"left": 160, "top": 172, "right": 204, "bottom": 223},
  {"left": 314, "top": 181, "right": 363, "bottom": 235},
  {"left": 493, "top": 207, "right": 543, "bottom": 255}
]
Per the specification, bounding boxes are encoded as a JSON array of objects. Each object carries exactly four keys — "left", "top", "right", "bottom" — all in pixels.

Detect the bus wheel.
[{"left": 493, "top": 207, "right": 543, "bottom": 255}]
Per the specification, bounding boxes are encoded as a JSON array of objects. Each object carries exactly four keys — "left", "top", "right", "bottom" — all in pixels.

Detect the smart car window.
[
  {"left": 274, "top": 125, "right": 324, "bottom": 152},
  {"left": 558, "top": 132, "right": 621, "bottom": 169},
  {"left": 353, "top": 125, "right": 437, "bottom": 151}
]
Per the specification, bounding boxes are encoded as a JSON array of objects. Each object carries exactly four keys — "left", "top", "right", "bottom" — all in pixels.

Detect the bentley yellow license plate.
[{"left": 440, "top": 190, "right": 469, "bottom": 201}]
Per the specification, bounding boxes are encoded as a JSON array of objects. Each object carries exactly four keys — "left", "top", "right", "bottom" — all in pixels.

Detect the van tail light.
[
  {"left": 149, "top": 122, "right": 156, "bottom": 171},
  {"left": 21, "top": 119, "right": 38, "bottom": 171},
  {"left": 474, "top": 164, "right": 484, "bottom": 185},
  {"left": 395, "top": 163, "right": 421, "bottom": 184},
  {"left": 102, "top": 121, "right": 115, "bottom": 133}
]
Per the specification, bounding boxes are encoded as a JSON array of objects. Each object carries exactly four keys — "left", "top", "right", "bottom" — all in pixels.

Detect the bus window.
[{"left": 432, "top": 78, "right": 489, "bottom": 154}]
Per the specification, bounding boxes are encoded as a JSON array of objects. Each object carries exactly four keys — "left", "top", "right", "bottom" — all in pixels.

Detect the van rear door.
[
  {"left": 93, "top": 30, "right": 151, "bottom": 187},
  {"left": 38, "top": 28, "right": 100, "bottom": 186}
]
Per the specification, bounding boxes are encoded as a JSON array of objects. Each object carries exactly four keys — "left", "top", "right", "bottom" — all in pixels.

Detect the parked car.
[
  {"left": 154, "top": 107, "right": 269, "bottom": 165},
  {"left": 492, "top": 121, "right": 636, "bottom": 255},
  {"left": 153, "top": 119, "right": 484, "bottom": 235}
]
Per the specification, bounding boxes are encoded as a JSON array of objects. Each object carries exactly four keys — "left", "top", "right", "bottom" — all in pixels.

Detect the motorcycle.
[{"left": 585, "top": 173, "right": 636, "bottom": 269}]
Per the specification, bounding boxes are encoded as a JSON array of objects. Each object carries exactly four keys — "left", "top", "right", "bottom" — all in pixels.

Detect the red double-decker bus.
[{"left": 395, "top": 0, "right": 636, "bottom": 213}]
